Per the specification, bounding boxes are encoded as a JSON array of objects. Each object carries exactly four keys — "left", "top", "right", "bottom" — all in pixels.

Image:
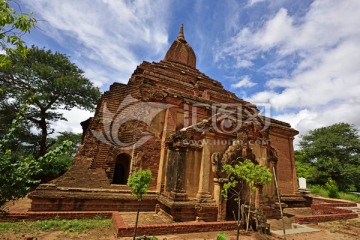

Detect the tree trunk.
[
  {"left": 236, "top": 194, "right": 241, "bottom": 240},
  {"left": 246, "top": 190, "right": 252, "bottom": 232},
  {"left": 38, "top": 117, "right": 48, "bottom": 158},
  {"left": 133, "top": 202, "right": 141, "bottom": 240}
]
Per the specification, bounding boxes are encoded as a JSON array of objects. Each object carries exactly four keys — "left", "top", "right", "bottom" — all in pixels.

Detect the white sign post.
[{"left": 298, "top": 177, "right": 307, "bottom": 189}]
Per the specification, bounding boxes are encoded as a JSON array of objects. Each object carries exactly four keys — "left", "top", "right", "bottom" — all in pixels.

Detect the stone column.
[
  {"left": 255, "top": 184, "right": 264, "bottom": 209},
  {"left": 214, "top": 178, "right": 228, "bottom": 221},
  {"left": 255, "top": 188, "right": 260, "bottom": 209},
  {"left": 166, "top": 146, "right": 188, "bottom": 201},
  {"left": 157, "top": 108, "right": 177, "bottom": 192},
  {"left": 196, "top": 133, "right": 214, "bottom": 200}
]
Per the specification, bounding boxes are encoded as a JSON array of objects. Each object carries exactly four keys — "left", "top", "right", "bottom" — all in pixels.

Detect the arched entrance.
[{"left": 112, "top": 153, "right": 131, "bottom": 185}]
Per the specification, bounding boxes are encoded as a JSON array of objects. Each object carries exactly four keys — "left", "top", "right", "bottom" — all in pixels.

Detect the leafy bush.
[
  {"left": 36, "top": 140, "right": 74, "bottom": 182},
  {"left": 309, "top": 184, "right": 328, "bottom": 197},
  {"left": 0, "top": 100, "right": 75, "bottom": 209},
  {"left": 217, "top": 232, "right": 227, "bottom": 240},
  {"left": 325, "top": 179, "right": 340, "bottom": 198},
  {"left": 0, "top": 152, "right": 40, "bottom": 208},
  {"left": 135, "top": 237, "right": 158, "bottom": 240},
  {"left": 0, "top": 101, "right": 40, "bottom": 209}
]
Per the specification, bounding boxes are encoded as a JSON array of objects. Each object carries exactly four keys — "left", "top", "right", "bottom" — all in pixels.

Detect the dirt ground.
[{"left": 1, "top": 197, "right": 360, "bottom": 240}]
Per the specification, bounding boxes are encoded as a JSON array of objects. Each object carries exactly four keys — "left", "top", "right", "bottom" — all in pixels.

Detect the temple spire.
[
  {"left": 163, "top": 23, "right": 196, "bottom": 68},
  {"left": 177, "top": 24, "right": 185, "bottom": 42}
]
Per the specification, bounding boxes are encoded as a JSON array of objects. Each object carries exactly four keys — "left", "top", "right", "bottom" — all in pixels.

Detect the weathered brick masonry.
[
  {"left": 112, "top": 212, "right": 238, "bottom": 237},
  {"left": 295, "top": 197, "right": 358, "bottom": 224},
  {"left": 29, "top": 25, "right": 304, "bottom": 222}
]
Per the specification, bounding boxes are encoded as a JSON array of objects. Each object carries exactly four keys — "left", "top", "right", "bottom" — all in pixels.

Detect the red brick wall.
[
  {"left": 137, "top": 138, "right": 162, "bottom": 190},
  {"left": 311, "top": 204, "right": 354, "bottom": 215},
  {"left": 112, "top": 212, "right": 237, "bottom": 237},
  {"left": 269, "top": 134, "right": 294, "bottom": 194},
  {"left": 311, "top": 197, "right": 357, "bottom": 206},
  {"left": 295, "top": 213, "right": 358, "bottom": 224},
  {"left": 30, "top": 197, "right": 157, "bottom": 212},
  {"left": 295, "top": 198, "right": 358, "bottom": 224}
]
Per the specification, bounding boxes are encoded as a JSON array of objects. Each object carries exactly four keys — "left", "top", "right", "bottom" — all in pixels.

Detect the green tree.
[
  {"left": 35, "top": 132, "right": 81, "bottom": 183},
  {"left": 295, "top": 150, "right": 317, "bottom": 182},
  {"left": 44, "top": 132, "right": 82, "bottom": 180},
  {"left": 0, "top": 141, "right": 73, "bottom": 210},
  {"left": 0, "top": 150, "right": 39, "bottom": 210},
  {"left": 127, "top": 169, "right": 152, "bottom": 240},
  {"left": 0, "top": 96, "right": 39, "bottom": 159},
  {"left": 0, "top": 100, "right": 39, "bottom": 210},
  {"left": 222, "top": 159, "right": 271, "bottom": 239},
  {"left": 298, "top": 123, "right": 360, "bottom": 191},
  {"left": 0, "top": 45, "right": 100, "bottom": 158},
  {"left": 51, "top": 132, "right": 82, "bottom": 154},
  {"left": 0, "top": 0, "right": 36, "bottom": 66},
  {"left": 0, "top": 101, "right": 74, "bottom": 210}
]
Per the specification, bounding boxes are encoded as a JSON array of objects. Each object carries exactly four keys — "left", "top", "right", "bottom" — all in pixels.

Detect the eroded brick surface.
[
  {"left": 29, "top": 25, "right": 301, "bottom": 222},
  {"left": 295, "top": 197, "right": 358, "bottom": 224}
]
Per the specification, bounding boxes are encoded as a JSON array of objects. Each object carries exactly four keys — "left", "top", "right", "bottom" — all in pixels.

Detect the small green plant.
[
  {"left": 93, "top": 215, "right": 105, "bottom": 220},
  {"left": 127, "top": 169, "right": 152, "bottom": 240},
  {"left": 136, "top": 236, "right": 158, "bottom": 240},
  {"left": 325, "top": 179, "right": 340, "bottom": 198},
  {"left": 217, "top": 232, "right": 227, "bottom": 240},
  {"left": 222, "top": 159, "right": 272, "bottom": 240},
  {"left": 309, "top": 184, "right": 328, "bottom": 196}
]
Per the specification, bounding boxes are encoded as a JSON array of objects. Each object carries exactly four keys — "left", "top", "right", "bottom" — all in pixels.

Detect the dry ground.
[{"left": 1, "top": 197, "right": 359, "bottom": 240}]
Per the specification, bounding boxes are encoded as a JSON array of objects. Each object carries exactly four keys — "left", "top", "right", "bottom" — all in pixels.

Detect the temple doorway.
[
  {"left": 225, "top": 183, "right": 251, "bottom": 220},
  {"left": 112, "top": 153, "right": 131, "bottom": 185}
]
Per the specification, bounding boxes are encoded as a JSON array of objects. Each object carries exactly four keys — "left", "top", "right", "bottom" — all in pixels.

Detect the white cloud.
[
  {"left": 275, "top": 100, "right": 360, "bottom": 149},
  {"left": 24, "top": 0, "right": 171, "bottom": 88},
  {"left": 247, "top": 0, "right": 265, "bottom": 7},
  {"left": 51, "top": 108, "right": 94, "bottom": 136},
  {"left": 218, "top": 0, "right": 360, "bottom": 137},
  {"left": 253, "top": 8, "right": 294, "bottom": 49},
  {"left": 231, "top": 76, "right": 257, "bottom": 89}
]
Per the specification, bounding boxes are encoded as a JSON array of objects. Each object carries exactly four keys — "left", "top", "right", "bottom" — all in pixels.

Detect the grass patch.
[
  {"left": 309, "top": 184, "right": 329, "bottom": 197},
  {"left": 338, "top": 192, "right": 360, "bottom": 203},
  {"left": 0, "top": 216, "right": 112, "bottom": 234},
  {"left": 310, "top": 184, "right": 360, "bottom": 203},
  {"left": 0, "top": 221, "right": 25, "bottom": 233}
]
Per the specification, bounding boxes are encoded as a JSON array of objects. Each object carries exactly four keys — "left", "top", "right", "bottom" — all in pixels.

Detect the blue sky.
[{"left": 19, "top": 0, "right": 360, "bottom": 147}]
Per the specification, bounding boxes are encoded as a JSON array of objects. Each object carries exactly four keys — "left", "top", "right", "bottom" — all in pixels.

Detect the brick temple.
[{"left": 29, "top": 25, "right": 305, "bottom": 221}]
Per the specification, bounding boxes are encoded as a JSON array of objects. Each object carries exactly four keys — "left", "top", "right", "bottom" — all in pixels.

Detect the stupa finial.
[
  {"left": 177, "top": 24, "right": 185, "bottom": 42},
  {"left": 164, "top": 23, "right": 196, "bottom": 68}
]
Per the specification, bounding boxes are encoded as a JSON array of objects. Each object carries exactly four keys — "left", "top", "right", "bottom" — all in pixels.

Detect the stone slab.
[{"left": 271, "top": 223, "right": 320, "bottom": 236}]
